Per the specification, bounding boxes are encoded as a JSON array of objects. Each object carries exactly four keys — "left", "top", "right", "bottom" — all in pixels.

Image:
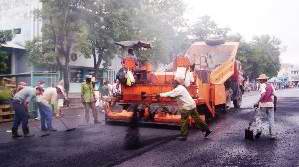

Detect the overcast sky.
[{"left": 184, "top": 0, "right": 299, "bottom": 65}]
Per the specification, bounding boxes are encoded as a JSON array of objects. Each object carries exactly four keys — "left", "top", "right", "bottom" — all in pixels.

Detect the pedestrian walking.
[
  {"left": 11, "top": 85, "right": 35, "bottom": 138},
  {"left": 101, "top": 80, "right": 110, "bottom": 97},
  {"left": 36, "top": 85, "right": 64, "bottom": 131},
  {"left": 159, "top": 79, "right": 212, "bottom": 141},
  {"left": 81, "top": 75, "right": 99, "bottom": 124},
  {"left": 254, "top": 74, "right": 277, "bottom": 140}
]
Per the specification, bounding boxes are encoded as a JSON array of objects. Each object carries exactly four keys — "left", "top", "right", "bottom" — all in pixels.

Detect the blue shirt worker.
[
  {"left": 11, "top": 86, "right": 36, "bottom": 138},
  {"left": 160, "top": 79, "right": 212, "bottom": 141}
]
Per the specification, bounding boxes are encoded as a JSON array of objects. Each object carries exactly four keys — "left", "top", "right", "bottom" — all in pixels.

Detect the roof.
[
  {"left": 115, "top": 41, "right": 151, "bottom": 49},
  {"left": 1, "top": 41, "right": 25, "bottom": 50}
]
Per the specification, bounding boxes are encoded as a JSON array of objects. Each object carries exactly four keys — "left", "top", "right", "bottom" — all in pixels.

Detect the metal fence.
[
  {"left": 0, "top": 71, "right": 60, "bottom": 87},
  {"left": 30, "top": 71, "right": 60, "bottom": 87}
]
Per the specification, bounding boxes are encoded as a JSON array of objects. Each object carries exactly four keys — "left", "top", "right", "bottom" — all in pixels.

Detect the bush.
[{"left": 0, "top": 87, "right": 12, "bottom": 101}]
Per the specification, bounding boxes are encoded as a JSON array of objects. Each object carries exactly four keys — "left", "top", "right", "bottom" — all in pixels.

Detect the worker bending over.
[
  {"left": 11, "top": 84, "right": 35, "bottom": 138},
  {"left": 36, "top": 85, "right": 64, "bottom": 131},
  {"left": 160, "top": 79, "right": 212, "bottom": 141}
]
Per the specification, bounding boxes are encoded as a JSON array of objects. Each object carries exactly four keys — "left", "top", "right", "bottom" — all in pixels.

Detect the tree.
[
  {"left": 191, "top": 15, "right": 230, "bottom": 41},
  {"left": 251, "top": 35, "right": 281, "bottom": 78},
  {"left": 0, "top": 30, "right": 13, "bottom": 74},
  {"left": 0, "top": 30, "right": 12, "bottom": 45},
  {"left": 80, "top": 0, "right": 138, "bottom": 79},
  {"left": 25, "top": 38, "right": 56, "bottom": 66},
  {"left": 81, "top": 0, "right": 187, "bottom": 76},
  {"left": 131, "top": 0, "right": 187, "bottom": 63},
  {"left": 27, "top": 0, "right": 90, "bottom": 94},
  {"left": 237, "top": 35, "right": 281, "bottom": 80}
]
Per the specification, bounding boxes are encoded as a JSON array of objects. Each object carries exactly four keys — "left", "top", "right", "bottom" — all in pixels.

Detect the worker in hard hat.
[
  {"left": 254, "top": 74, "right": 277, "bottom": 140},
  {"left": 81, "top": 75, "right": 99, "bottom": 124},
  {"left": 159, "top": 79, "right": 212, "bottom": 141}
]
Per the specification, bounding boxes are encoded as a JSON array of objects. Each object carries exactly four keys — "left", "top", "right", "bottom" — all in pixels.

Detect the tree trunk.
[
  {"left": 92, "top": 47, "right": 103, "bottom": 80},
  {"left": 62, "top": 65, "right": 70, "bottom": 97}
]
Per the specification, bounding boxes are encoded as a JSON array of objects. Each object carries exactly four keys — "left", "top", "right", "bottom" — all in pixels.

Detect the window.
[
  {"left": 13, "top": 28, "right": 21, "bottom": 34},
  {"left": 70, "top": 69, "right": 83, "bottom": 83}
]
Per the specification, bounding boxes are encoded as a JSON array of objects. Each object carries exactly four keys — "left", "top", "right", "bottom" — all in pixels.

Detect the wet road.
[{"left": 0, "top": 88, "right": 299, "bottom": 167}]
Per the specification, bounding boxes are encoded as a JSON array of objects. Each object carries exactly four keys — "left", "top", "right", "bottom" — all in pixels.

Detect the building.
[
  {"left": 277, "top": 63, "right": 299, "bottom": 86},
  {"left": 0, "top": 0, "right": 120, "bottom": 92}
]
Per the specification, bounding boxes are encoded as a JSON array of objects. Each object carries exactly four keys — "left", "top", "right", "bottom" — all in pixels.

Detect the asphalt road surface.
[{"left": 0, "top": 88, "right": 299, "bottom": 167}]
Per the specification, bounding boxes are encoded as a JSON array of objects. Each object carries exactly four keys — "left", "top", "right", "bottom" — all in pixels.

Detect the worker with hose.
[
  {"left": 159, "top": 79, "right": 212, "bottom": 141},
  {"left": 254, "top": 74, "right": 277, "bottom": 140}
]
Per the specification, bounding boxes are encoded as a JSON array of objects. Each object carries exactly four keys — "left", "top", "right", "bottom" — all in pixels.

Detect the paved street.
[{"left": 0, "top": 88, "right": 299, "bottom": 167}]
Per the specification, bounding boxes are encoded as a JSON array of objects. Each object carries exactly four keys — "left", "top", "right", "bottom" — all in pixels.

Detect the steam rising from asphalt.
[{"left": 124, "top": 105, "right": 141, "bottom": 149}]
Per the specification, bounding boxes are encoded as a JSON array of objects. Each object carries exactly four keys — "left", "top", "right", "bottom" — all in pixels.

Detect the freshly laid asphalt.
[{"left": 0, "top": 88, "right": 299, "bottom": 167}]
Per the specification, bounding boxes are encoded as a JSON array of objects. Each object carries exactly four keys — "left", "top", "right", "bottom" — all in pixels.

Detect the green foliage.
[
  {"left": 0, "top": 30, "right": 13, "bottom": 45},
  {"left": 192, "top": 15, "right": 230, "bottom": 41},
  {"left": 0, "top": 87, "right": 12, "bottom": 101},
  {"left": 80, "top": 0, "right": 187, "bottom": 75},
  {"left": 25, "top": 0, "right": 282, "bottom": 85},
  {"left": 0, "top": 30, "right": 13, "bottom": 73},
  {"left": 25, "top": 38, "right": 56, "bottom": 66},
  {"left": 27, "top": 0, "right": 91, "bottom": 93},
  {"left": 0, "top": 50, "right": 8, "bottom": 74},
  {"left": 237, "top": 35, "right": 281, "bottom": 80}
]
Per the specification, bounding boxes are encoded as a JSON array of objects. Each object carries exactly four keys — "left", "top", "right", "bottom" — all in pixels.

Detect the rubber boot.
[
  {"left": 205, "top": 129, "right": 212, "bottom": 138},
  {"left": 12, "top": 128, "right": 22, "bottom": 138},
  {"left": 23, "top": 127, "right": 34, "bottom": 137},
  {"left": 255, "top": 130, "right": 262, "bottom": 139}
]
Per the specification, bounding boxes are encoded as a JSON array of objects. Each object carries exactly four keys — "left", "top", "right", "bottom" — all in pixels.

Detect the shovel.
[{"left": 57, "top": 117, "right": 76, "bottom": 132}]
